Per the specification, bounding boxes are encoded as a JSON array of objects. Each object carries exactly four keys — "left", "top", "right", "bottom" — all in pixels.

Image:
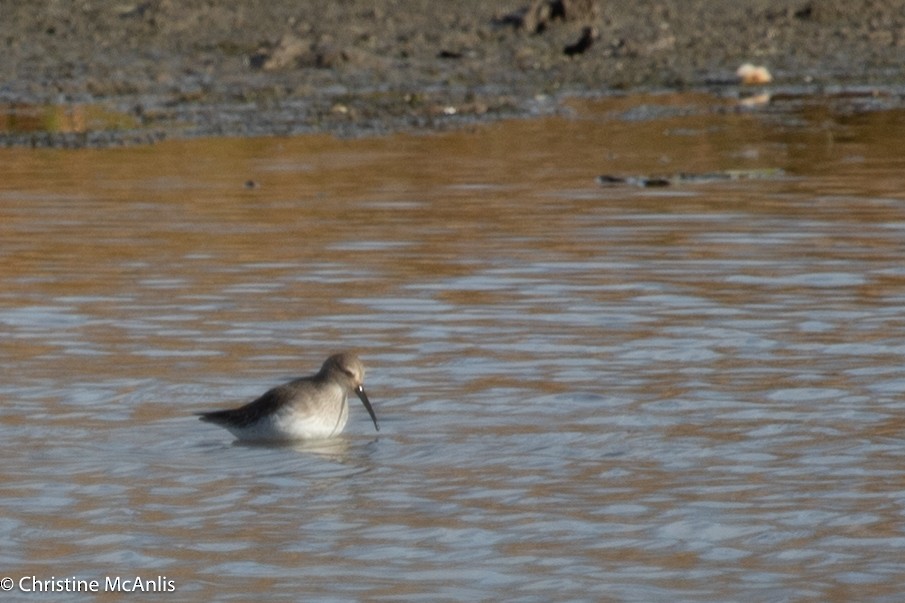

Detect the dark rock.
[{"left": 564, "top": 25, "right": 599, "bottom": 56}]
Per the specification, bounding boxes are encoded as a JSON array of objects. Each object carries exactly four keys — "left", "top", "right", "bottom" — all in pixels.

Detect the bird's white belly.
[{"left": 228, "top": 398, "right": 349, "bottom": 442}]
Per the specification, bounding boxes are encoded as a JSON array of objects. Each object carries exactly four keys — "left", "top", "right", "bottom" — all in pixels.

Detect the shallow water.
[{"left": 2, "top": 94, "right": 905, "bottom": 601}]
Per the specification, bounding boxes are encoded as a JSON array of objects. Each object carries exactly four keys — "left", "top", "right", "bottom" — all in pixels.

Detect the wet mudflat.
[
  {"left": 4, "top": 1, "right": 905, "bottom": 145},
  {"left": 1, "top": 95, "right": 905, "bottom": 600}
]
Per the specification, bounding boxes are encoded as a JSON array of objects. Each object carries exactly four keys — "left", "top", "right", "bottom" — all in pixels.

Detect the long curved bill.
[{"left": 355, "top": 385, "right": 379, "bottom": 431}]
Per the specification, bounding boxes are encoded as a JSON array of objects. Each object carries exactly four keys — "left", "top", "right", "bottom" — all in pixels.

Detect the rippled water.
[{"left": 2, "top": 95, "right": 905, "bottom": 601}]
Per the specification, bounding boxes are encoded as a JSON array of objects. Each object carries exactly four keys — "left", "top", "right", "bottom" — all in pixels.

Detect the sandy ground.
[{"left": 2, "top": 0, "right": 905, "bottom": 145}]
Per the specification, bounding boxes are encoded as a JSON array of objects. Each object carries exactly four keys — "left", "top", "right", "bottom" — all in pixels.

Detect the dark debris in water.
[{"left": 596, "top": 169, "right": 785, "bottom": 188}]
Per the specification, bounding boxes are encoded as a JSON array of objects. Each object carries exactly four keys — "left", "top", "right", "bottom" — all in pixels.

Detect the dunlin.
[{"left": 196, "top": 352, "right": 379, "bottom": 442}]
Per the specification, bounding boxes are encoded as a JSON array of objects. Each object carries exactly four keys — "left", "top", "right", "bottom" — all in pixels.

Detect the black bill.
[{"left": 355, "top": 385, "right": 379, "bottom": 431}]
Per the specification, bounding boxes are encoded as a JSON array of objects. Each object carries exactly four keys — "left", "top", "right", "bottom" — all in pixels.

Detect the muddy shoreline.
[{"left": 2, "top": 0, "right": 905, "bottom": 146}]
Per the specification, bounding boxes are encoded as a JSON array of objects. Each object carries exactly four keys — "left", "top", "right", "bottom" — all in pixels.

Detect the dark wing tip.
[{"left": 195, "top": 409, "right": 233, "bottom": 426}]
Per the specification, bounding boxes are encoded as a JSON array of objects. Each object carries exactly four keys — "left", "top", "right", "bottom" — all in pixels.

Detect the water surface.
[{"left": 1, "top": 95, "right": 905, "bottom": 601}]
